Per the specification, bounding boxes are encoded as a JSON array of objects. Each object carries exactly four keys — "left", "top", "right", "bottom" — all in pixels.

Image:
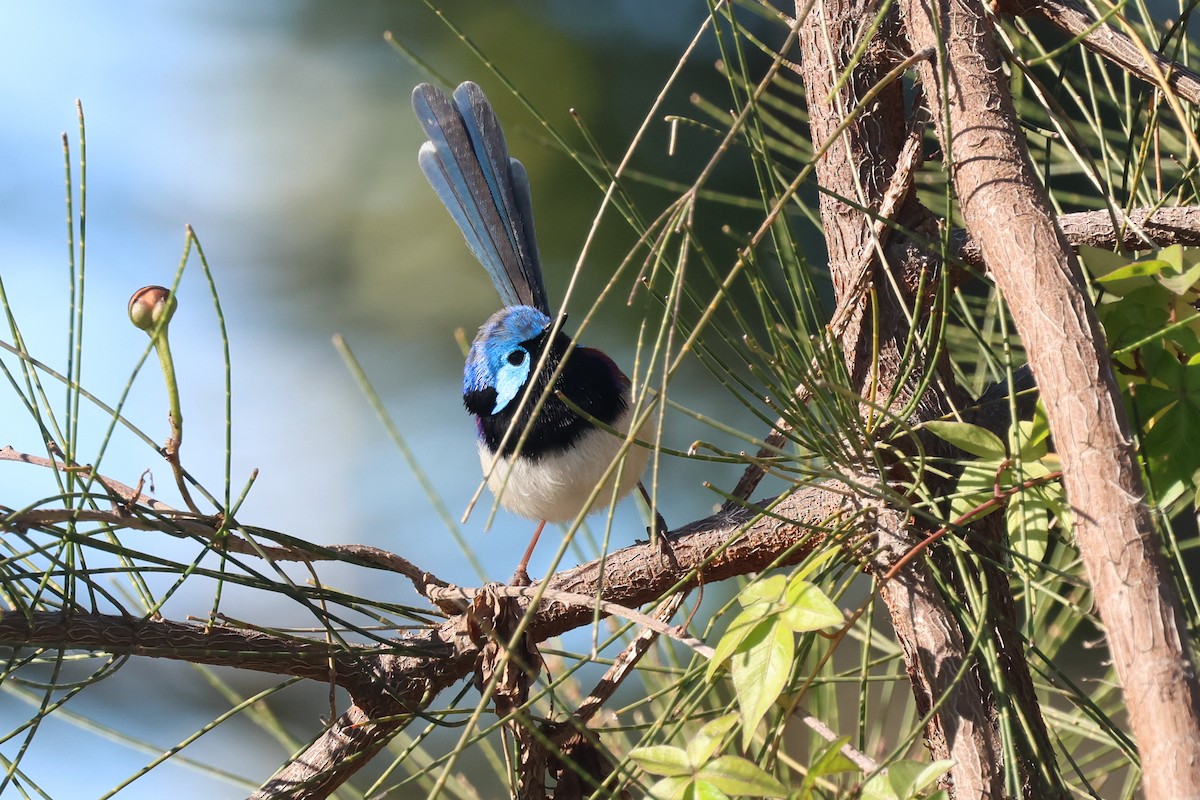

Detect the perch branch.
[
  {"left": 0, "top": 611, "right": 425, "bottom": 705},
  {"left": 0, "top": 478, "right": 852, "bottom": 798}
]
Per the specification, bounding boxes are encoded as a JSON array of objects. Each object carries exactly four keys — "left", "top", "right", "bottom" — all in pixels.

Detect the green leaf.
[
  {"left": 909, "top": 760, "right": 956, "bottom": 794},
  {"left": 1160, "top": 262, "right": 1200, "bottom": 296},
  {"left": 1133, "top": 361, "right": 1200, "bottom": 504},
  {"left": 739, "top": 574, "right": 787, "bottom": 607},
  {"left": 631, "top": 745, "right": 693, "bottom": 777},
  {"left": 699, "top": 756, "right": 788, "bottom": 797},
  {"left": 710, "top": 573, "right": 808, "bottom": 681},
  {"left": 863, "top": 772, "right": 900, "bottom": 800},
  {"left": 1156, "top": 244, "right": 1200, "bottom": 296},
  {"left": 1165, "top": 309, "right": 1200, "bottom": 354},
  {"left": 707, "top": 606, "right": 768, "bottom": 680},
  {"left": 1101, "top": 284, "right": 1172, "bottom": 350},
  {"left": 949, "top": 461, "right": 1006, "bottom": 522},
  {"left": 922, "top": 421, "right": 1007, "bottom": 459},
  {"left": 731, "top": 618, "right": 794, "bottom": 748},
  {"left": 1030, "top": 401, "right": 1050, "bottom": 445},
  {"left": 688, "top": 780, "right": 733, "bottom": 800},
  {"left": 1080, "top": 245, "right": 1150, "bottom": 294},
  {"left": 687, "top": 714, "right": 739, "bottom": 766},
  {"left": 1013, "top": 418, "right": 1047, "bottom": 461},
  {"left": 1136, "top": 338, "right": 1176, "bottom": 381},
  {"left": 1014, "top": 456, "right": 1054, "bottom": 480},
  {"left": 808, "top": 735, "right": 858, "bottom": 777},
  {"left": 780, "top": 578, "right": 844, "bottom": 632},
  {"left": 864, "top": 759, "right": 954, "bottom": 800},
  {"left": 648, "top": 776, "right": 693, "bottom": 800},
  {"left": 1007, "top": 490, "right": 1051, "bottom": 574},
  {"left": 798, "top": 735, "right": 859, "bottom": 796},
  {"left": 888, "top": 759, "right": 955, "bottom": 798},
  {"left": 1097, "top": 258, "right": 1171, "bottom": 284}
]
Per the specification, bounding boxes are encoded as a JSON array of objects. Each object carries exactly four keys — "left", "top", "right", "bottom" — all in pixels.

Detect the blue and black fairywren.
[{"left": 412, "top": 82, "right": 661, "bottom": 584}]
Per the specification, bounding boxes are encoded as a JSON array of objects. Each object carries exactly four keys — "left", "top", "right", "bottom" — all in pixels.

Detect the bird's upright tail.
[{"left": 412, "top": 81, "right": 550, "bottom": 315}]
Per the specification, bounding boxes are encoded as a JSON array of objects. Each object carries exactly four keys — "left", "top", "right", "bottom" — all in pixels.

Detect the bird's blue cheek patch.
[{"left": 492, "top": 356, "right": 531, "bottom": 414}]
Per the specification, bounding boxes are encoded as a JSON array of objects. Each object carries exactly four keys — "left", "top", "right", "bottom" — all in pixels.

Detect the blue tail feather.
[{"left": 413, "top": 82, "right": 550, "bottom": 315}]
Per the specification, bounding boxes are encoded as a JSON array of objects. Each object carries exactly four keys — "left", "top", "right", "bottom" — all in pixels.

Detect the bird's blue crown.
[{"left": 464, "top": 305, "right": 553, "bottom": 415}]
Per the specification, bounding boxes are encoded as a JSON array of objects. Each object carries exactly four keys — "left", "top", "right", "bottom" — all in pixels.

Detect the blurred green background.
[{"left": 0, "top": 2, "right": 774, "bottom": 796}]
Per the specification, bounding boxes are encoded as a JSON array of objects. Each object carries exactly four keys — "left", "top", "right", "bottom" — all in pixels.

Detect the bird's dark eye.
[{"left": 507, "top": 349, "right": 526, "bottom": 366}]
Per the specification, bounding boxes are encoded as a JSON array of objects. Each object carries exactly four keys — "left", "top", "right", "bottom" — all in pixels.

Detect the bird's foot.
[
  {"left": 653, "top": 529, "right": 677, "bottom": 566},
  {"left": 510, "top": 567, "right": 533, "bottom": 587},
  {"left": 648, "top": 510, "right": 670, "bottom": 540},
  {"left": 636, "top": 512, "right": 676, "bottom": 565}
]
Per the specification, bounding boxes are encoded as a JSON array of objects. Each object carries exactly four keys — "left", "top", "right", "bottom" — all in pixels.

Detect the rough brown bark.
[
  {"left": 875, "top": 517, "right": 1005, "bottom": 797},
  {"left": 794, "top": 0, "right": 917, "bottom": 402},
  {"left": 1009, "top": 0, "right": 1200, "bottom": 105},
  {"left": 794, "top": 2, "right": 1020, "bottom": 796},
  {"left": 900, "top": 0, "right": 1200, "bottom": 796},
  {"left": 951, "top": 206, "right": 1200, "bottom": 270}
]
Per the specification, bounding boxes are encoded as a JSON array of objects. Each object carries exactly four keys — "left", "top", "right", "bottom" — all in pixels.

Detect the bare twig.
[
  {"left": 1006, "top": 0, "right": 1200, "bottom": 106},
  {"left": 1, "top": 445, "right": 449, "bottom": 596}
]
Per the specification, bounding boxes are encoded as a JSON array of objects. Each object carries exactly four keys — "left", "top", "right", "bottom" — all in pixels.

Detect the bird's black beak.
[{"left": 528, "top": 313, "right": 570, "bottom": 352}]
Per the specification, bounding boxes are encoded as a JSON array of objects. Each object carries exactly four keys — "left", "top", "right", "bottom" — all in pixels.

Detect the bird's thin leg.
[
  {"left": 637, "top": 480, "right": 670, "bottom": 547},
  {"left": 511, "top": 519, "right": 547, "bottom": 586}
]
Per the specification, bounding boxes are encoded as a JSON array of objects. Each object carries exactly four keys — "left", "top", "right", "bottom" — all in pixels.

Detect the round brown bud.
[{"left": 128, "top": 286, "right": 177, "bottom": 332}]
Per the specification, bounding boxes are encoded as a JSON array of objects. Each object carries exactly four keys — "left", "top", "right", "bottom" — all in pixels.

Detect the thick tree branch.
[
  {"left": 793, "top": 1, "right": 1021, "bottom": 795},
  {"left": 901, "top": 0, "right": 1200, "bottom": 796},
  {"left": 250, "top": 484, "right": 847, "bottom": 798}
]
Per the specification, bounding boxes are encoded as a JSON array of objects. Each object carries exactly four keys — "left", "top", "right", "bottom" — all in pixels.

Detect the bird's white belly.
[{"left": 478, "top": 405, "right": 653, "bottom": 523}]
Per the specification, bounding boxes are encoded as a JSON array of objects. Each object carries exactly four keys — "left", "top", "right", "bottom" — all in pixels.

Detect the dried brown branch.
[
  {"left": 1006, "top": 0, "right": 1200, "bottom": 105},
  {"left": 875, "top": 514, "right": 1004, "bottom": 795},
  {"left": 0, "top": 611, "right": 420, "bottom": 703},
  {"left": 1056, "top": 206, "right": 1200, "bottom": 250},
  {"left": 0, "top": 445, "right": 447, "bottom": 597},
  {"left": 428, "top": 584, "right": 708, "bottom": 654},
  {"left": 247, "top": 480, "right": 859, "bottom": 798},
  {"left": 252, "top": 487, "right": 834, "bottom": 797}
]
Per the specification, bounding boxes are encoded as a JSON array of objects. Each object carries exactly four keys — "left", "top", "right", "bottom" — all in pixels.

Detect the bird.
[{"left": 412, "top": 81, "right": 662, "bottom": 584}]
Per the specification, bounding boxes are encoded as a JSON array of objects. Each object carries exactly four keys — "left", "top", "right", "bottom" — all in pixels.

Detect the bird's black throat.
[{"left": 463, "top": 329, "right": 628, "bottom": 460}]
